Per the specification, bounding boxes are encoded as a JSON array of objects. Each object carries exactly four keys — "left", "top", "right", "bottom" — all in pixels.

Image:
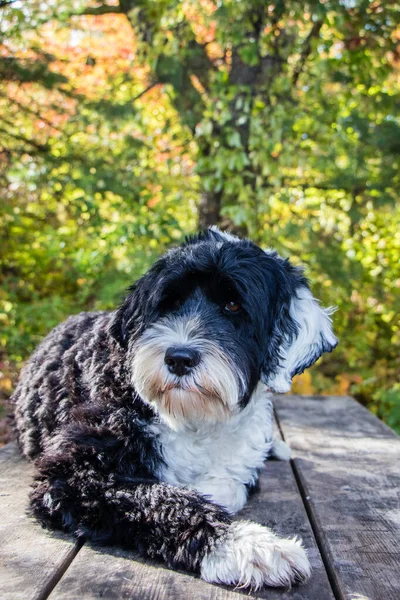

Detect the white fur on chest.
[{"left": 151, "top": 385, "right": 274, "bottom": 513}]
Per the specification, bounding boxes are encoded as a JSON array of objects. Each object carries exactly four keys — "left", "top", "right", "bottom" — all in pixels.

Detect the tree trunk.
[{"left": 198, "top": 190, "right": 222, "bottom": 229}]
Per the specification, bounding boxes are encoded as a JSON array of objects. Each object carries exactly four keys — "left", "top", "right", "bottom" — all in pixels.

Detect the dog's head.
[{"left": 110, "top": 228, "right": 337, "bottom": 428}]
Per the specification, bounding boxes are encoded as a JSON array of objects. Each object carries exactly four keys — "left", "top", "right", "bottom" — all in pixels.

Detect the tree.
[{"left": 62, "top": 0, "right": 400, "bottom": 234}]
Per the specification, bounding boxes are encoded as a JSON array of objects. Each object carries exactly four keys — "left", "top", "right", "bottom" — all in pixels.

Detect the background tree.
[
  {"left": 63, "top": 0, "right": 399, "bottom": 234},
  {"left": 0, "top": 0, "right": 399, "bottom": 438}
]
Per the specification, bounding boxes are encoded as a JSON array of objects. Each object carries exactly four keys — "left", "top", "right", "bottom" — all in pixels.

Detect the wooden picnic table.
[{"left": 1, "top": 395, "right": 399, "bottom": 600}]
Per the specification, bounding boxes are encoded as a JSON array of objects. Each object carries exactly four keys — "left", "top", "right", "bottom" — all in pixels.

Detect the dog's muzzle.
[{"left": 130, "top": 317, "right": 244, "bottom": 428}]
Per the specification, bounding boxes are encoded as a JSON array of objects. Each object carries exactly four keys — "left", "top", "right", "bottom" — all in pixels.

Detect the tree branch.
[
  {"left": 71, "top": 5, "right": 121, "bottom": 17},
  {"left": 292, "top": 20, "right": 323, "bottom": 86},
  {"left": 117, "top": 1, "right": 213, "bottom": 97},
  {"left": 0, "top": 118, "right": 49, "bottom": 153},
  {"left": 0, "top": 92, "right": 66, "bottom": 135},
  {"left": 0, "top": 127, "right": 49, "bottom": 152},
  {"left": 278, "top": 180, "right": 390, "bottom": 194},
  {"left": 131, "top": 82, "right": 158, "bottom": 103}
]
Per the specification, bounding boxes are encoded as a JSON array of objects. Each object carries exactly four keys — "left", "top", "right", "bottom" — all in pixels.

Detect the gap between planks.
[
  {"left": 274, "top": 395, "right": 400, "bottom": 600},
  {"left": 274, "top": 407, "right": 342, "bottom": 600},
  {"left": 35, "top": 539, "right": 84, "bottom": 600},
  {"left": 0, "top": 443, "right": 85, "bottom": 600}
]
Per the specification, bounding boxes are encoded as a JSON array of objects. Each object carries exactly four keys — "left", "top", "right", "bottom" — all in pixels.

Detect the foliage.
[
  {"left": 0, "top": 0, "right": 399, "bottom": 436},
  {"left": 0, "top": 2, "right": 198, "bottom": 358}
]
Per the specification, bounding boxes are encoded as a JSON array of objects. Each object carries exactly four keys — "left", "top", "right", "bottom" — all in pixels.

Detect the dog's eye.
[{"left": 224, "top": 300, "right": 241, "bottom": 313}]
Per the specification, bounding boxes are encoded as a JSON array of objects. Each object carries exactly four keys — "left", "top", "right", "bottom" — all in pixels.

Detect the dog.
[{"left": 13, "top": 227, "right": 337, "bottom": 589}]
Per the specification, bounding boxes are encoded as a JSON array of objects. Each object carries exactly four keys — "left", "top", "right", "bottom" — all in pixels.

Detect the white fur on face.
[
  {"left": 266, "top": 287, "right": 337, "bottom": 393},
  {"left": 201, "top": 520, "right": 311, "bottom": 589},
  {"left": 131, "top": 316, "right": 243, "bottom": 429}
]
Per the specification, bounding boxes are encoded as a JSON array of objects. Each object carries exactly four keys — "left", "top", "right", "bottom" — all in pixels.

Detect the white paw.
[
  {"left": 200, "top": 521, "right": 311, "bottom": 589},
  {"left": 271, "top": 438, "right": 292, "bottom": 461}
]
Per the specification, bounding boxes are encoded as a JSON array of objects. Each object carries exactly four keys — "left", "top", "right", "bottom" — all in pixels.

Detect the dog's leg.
[
  {"left": 31, "top": 439, "right": 310, "bottom": 588},
  {"left": 31, "top": 459, "right": 230, "bottom": 573}
]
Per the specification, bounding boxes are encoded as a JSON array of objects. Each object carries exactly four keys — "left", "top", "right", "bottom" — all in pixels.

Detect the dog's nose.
[{"left": 164, "top": 347, "right": 201, "bottom": 376}]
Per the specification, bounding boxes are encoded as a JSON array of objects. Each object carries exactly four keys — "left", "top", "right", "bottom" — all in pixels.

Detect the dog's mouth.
[
  {"left": 159, "top": 381, "right": 182, "bottom": 393},
  {"left": 158, "top": 379, "right": 221, "bottom": 400},
  {"left": 146, "top": 377, "right": 230, "bottom": 426}
]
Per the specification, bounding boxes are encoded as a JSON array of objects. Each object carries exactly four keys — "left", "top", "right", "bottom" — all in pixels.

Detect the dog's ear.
[
  {"left": 109, "top": 283, "right": 140, "bottom": 346},
  {"left": 261, "top": 258, "right": 337, "bottom": 393},
  {"left": 109, "top": 259, "right": 166, "bottom": 345}
]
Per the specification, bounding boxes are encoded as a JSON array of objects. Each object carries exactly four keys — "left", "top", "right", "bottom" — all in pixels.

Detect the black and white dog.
[{"left": 13, "top": 227, "right": 337, "bottom": 589}]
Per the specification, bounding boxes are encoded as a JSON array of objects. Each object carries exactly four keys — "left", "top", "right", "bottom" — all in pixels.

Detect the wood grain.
[
  {"left": 49, "top": 452, "right": 333, "bottom": 599},
  {"left": 275, "top": 395, "right": 400, "bottom": 600},
  {"left": 0, "top": 443, "right": 81, "bottom": 600}
]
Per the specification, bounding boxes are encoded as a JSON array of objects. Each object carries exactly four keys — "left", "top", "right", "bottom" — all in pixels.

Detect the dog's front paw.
[
  {"left": 200, "top": 521, "right": 311, "bottom": 589},
  {"left": 271, "top": 438, "right": 292, "bottom": 461}
]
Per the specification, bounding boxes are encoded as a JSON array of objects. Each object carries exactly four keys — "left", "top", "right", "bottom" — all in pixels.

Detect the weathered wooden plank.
[
  {"left": 275, "top": 395, "right": 400, "bottom": 600},
  {"left": 239, "top": 457, "right": 335, "bottom": 600},
  {"left": 50, "top": 447, "right": 333, "bottom": 599},
  {"left": 0, "top": 443, "right": 81, "bottom": 600}
]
